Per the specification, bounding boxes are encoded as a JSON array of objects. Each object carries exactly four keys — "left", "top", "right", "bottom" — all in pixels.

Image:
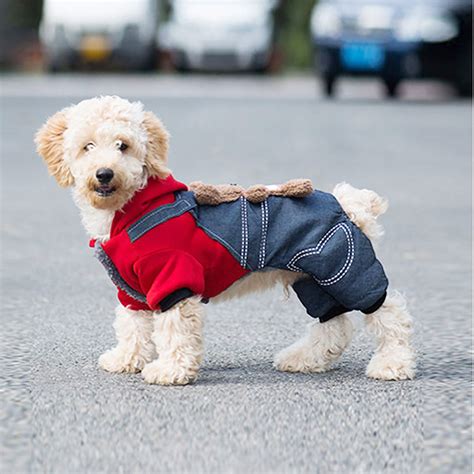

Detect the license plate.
[
  {"left": 341, "top": 43, "right": 385, "bottom": 71},
  {"left": 80, "top": 35, "right": 111, "bottom": 61}
]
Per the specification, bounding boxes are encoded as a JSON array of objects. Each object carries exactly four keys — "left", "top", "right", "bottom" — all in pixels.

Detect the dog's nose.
[{"left": 96, "top": 168, "right": 114, "bottom": 184}]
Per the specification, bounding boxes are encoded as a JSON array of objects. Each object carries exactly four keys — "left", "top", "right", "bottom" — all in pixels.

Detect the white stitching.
[
  {"left": 258, "top": 202, "right": 265, "bottom": 268},
  {"left": 242, "top": 198, "right": 249, "bottom": 267},
  {"left": 240, "top": 197, "right": 245, "bottom": 267},
  {"left": 286, "top": 222, "right": 355, "bottom": 286},
  {"left": 257, "top": 200, "right": 269, "bottom": 269},
  {"left": 263, "top": 199, "right": 268, "bottom": 266},
  {"left": 318, "top": 224, "right": 354, "bottom": 286},
  {"left": 240, "top": 197, "right": 249, "bottom": 268},
  {"left": 287, "top": 224, "right": 351, "bottom": 274},
  {"left": 287, "top": 223, "right": 343, "bottom": 268}
]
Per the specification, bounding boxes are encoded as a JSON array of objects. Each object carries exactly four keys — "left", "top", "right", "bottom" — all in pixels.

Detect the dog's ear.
[
  {"left": 35, "top": 110, "right": 74, "bottom": 187},
  {"left": 142, "top": 111, "right": 171, "bottom": 179}
]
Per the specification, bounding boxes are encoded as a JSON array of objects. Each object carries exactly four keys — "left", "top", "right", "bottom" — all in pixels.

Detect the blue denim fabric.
[
  {"left": 127, "top": 195, "right": 196, "bottom": 242},
  {"left": 123, "top": 190, "right": 388, "bottom": 321},
  {"left": 187, "top": 190, "right": 388, "bottom": 321}
]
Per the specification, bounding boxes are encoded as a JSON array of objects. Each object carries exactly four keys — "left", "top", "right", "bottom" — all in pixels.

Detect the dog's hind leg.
[
  {"left": 142, "top": 296, "right": 204, "bottom": 385},
  {"left": 364, "top": 291, "right": 416, "bottom": 380},
  {"left": 274, "top": 314, "right": 353, "bottom": 373},
  {"left": 98, "top": 305, "right": 156, "bottom": 373}
]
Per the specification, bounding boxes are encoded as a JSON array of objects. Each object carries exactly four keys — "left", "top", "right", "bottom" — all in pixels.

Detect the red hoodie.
[{"left": 92, "top": 176, "right": 249, "bottom": 312}]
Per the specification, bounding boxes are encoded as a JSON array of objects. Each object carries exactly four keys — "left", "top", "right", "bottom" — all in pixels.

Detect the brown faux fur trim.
[
  {"left": 189, "top": 182, "right": 245, "bottom": 205},
  {"left": 271, "top": 179, "right": 314, "bottom": 198},
  {"left": 189, "top": 179, "right": 313, "bottom": 205}
]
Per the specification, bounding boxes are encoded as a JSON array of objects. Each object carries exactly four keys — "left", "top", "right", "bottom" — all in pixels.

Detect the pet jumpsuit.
[{"left": 92, "top": 175, "right": 388, "bottom": 322}]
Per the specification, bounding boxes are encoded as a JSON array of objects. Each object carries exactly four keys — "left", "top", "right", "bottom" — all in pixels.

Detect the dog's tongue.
[{"left": 110, "top": 175, "right": 188, "bottom": 236}]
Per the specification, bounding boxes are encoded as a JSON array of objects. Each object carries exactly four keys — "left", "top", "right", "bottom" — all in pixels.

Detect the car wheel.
[
  {"left": 322, "top": 75, "right": 336, "bottom": 97},
  {"left": 46, "top": 56, "right": 64, "bottom": 73},
  {"left": 46, "top": 53, "right": 74, "bottom": 73},
  {"left": 253, "top": 64, "right": 268, "bottom": 74},
  {"left": 383, "top": 78, "right": 400, "bottom": 98},
  {"left": 47, "top": 62, "right": 61, "bottom": 73},
  {"left": 455, "top": 79, "right": 472, "bottom": 98},
  {"left": 139, "top": 47, "right": 158, "bottom": 72},
  {"left": 176, "top": 64, "right": 190, "bottom": 73}
]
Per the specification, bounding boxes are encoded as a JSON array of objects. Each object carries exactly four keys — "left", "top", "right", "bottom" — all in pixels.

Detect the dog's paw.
[
  {"left": 274, "top": 344, "right": 332, "bottom": 374},
  {"left": 98, "top": 347, "right": 147, "bottom": 374},
  {"left": 142, "top": 359, "right": 198, "bottom": 385},
  {"left": 366, "top": 347, "right": 416, "bottom": 381}
]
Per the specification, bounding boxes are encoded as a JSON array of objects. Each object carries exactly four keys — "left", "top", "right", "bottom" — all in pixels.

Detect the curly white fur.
[
  {"left": 142, "top": 296, "right": 205, "bottom": 385},
  {"left": 98, "top": 305, "right": 156, "bottom": 373},
  {"left": 215, "top": 269, "right": 299, "bottom": 302},
  {"left": 77, "top": 205, "right": 115, "bottom": 243},
  {"left": 333, "top": 182, "right": 388, "bottom": 242},
  {"left": 274, "top": 314, "right": 353, "bottom": 373},
  {"left": 364, "top": 292, "right": 416, "bottom": 380}
]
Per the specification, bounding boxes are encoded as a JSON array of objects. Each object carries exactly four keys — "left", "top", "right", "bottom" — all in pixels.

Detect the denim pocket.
[{"left": 287, "top": 222, "right": 354, "bottom": 287}]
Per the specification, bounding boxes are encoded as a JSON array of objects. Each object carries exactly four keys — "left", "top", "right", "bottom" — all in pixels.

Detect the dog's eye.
[
  {"left": 84, "top": 143, "right": 95, "bottom": 152},
  {"left": 116, "top": 140, "right": 128, "bottom": 152}
]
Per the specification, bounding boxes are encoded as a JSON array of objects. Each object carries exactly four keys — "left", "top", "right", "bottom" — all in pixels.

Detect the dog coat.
[{"left": 92, "top": 175, "right": 388, "bottom": 321}]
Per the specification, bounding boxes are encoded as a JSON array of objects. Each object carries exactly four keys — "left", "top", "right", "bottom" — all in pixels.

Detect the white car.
[
  {"left": 160, "top": 0, "right": 277, "bottom": 72},
  {"left": 40, "top": 0, "right": 160, "bottom": 71}
]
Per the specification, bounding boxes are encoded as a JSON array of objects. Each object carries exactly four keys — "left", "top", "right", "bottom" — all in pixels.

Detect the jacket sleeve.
[
  {"left": 117, "top": 289, "right": 151, "bottom": 312},
  {"left": 133, "top": 250, "right": 205, "bottom": 311}
]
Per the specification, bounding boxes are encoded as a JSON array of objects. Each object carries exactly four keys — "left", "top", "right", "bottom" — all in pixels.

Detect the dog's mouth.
[{"left": 94, "top": 184, "right": 117, "bottom": 197}]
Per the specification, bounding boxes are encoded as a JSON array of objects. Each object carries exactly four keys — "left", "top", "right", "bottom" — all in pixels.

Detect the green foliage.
[
  {"left": 275, "top": 0, "right": 317, "bottom": 70},
  {"left": 5, "top": 0, "right": 43, "bottom": 28}
]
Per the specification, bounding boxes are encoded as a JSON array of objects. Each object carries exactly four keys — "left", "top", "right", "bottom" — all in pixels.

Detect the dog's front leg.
[
  {"left": 98, "top": 305, "right": 156, "bottom": 373},
  {"left": 142, "top": 296, "right": 204, "bottom": 385}
]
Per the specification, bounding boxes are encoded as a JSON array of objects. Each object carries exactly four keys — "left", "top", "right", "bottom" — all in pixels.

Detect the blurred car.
[
  {"left": 159, "top": 0, "right": 277, "bottom": 72},
  {"left": 310, "top": 0, "right": 472, "bottom": 97},
  {"left": 40, "top": 0, "right": 160, "bottom": 71}
]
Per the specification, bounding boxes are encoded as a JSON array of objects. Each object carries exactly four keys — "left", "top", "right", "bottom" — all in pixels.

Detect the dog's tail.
[{"left": 332, "top": 182, "right": 388, "bottom": 243}]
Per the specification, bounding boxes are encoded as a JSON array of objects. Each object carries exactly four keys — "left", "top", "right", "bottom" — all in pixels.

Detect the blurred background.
[{"left": 1, "top": 0, "right": 471, "bottom": 98}]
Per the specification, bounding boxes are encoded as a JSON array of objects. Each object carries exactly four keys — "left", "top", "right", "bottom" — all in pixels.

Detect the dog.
[{"left": 35, "top": 96, "right": 415, "bottom": 385}]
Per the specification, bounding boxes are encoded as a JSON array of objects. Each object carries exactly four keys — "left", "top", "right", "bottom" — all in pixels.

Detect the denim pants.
[{"left": 186, "top": 189, "right": 388, "bottom": 322}]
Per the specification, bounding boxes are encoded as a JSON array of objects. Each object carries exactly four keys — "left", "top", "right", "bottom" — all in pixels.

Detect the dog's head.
[{"left": 35, "top": 96, "right": 170, "bottom": 210}]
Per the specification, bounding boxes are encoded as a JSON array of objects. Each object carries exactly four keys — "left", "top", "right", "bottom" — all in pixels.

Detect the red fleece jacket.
[{"left": 93, "top": 176, "right": 249, "bottom": 311}]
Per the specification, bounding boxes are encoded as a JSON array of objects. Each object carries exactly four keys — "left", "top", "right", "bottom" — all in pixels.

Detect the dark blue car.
[{"left": 310, "top": 0, "right": 472, "bottom": 97}]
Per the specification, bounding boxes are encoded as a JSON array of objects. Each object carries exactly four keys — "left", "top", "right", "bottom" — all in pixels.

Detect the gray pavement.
[{"left": 1, "top": 74, "right": 471, "bottom": 474}]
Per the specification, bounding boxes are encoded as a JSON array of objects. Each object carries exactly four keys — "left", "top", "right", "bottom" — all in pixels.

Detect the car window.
[
  {"left": 43, "top": 0, "right": 154, "bottom": 25},
  {"left": 172, "top": 0, "right": 271, "bottom": 26}
]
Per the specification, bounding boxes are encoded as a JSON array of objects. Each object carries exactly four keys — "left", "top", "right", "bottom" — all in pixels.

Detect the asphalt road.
[{"left": 1, "top": 74, "right": 471, "bottom": 474}]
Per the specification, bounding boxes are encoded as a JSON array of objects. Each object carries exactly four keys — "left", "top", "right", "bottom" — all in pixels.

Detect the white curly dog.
[{"left": 36, "top": 96, "right": 415, "bottom": 385}]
